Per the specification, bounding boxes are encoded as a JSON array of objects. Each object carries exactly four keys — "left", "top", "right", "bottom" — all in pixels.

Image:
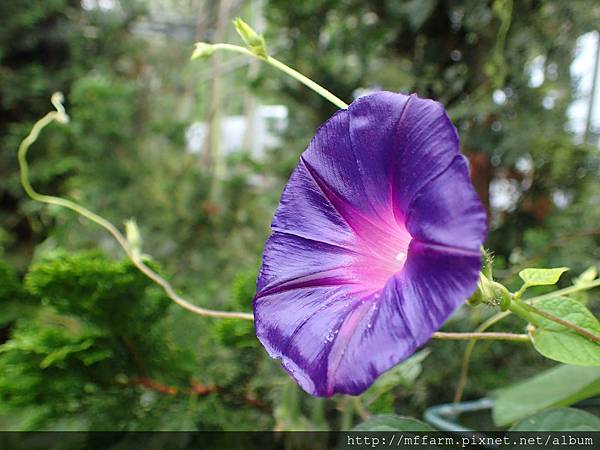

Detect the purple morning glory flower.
[{"left": 253, "top": 92, "right": 487, "bottom": 397}]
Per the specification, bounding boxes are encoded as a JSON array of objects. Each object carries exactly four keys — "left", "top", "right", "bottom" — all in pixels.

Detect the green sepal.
[
  {"left": 468, "top": 272, "right": 511, "bottom": 309},
  {"left": 233, "top": 17, "right": 268, "bottom": 59}
]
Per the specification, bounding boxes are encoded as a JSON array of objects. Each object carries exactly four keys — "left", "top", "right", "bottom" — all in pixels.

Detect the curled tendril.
[{"left": 18, "top": 93, "right": 254, "bottom": 321}]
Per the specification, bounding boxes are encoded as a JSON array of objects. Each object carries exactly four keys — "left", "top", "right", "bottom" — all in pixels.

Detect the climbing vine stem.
[{"left": 18, "top": 93, "right": 253, "bottom": 321}]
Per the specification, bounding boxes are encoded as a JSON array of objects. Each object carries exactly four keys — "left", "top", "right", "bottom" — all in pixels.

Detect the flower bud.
[
  {"left": 191, "top": 42, "right": 215, "bottom": 60},
  {"left": 233, "top": 17, "right": 268, "bottom": 59},
  {"left": 125, "top": 219, "right": 142, "bottom": 258}
]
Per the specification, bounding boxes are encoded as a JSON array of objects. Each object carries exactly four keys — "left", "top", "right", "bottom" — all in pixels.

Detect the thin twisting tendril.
[{"left": 18, "top": 93, "right": 254, "bottom": 321}]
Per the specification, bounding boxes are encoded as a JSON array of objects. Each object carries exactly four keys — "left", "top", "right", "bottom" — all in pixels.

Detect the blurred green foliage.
[
  {"left": 0, "top": 251, "right": 277, "bottom": 430},
  {"left": 0, "top": 0, "right": 599, "bottom": 432}
]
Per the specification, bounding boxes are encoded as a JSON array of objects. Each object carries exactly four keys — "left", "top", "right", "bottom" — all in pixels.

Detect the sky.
[{"left": 568, "top": 31, "right": 600, "bottom": 143}]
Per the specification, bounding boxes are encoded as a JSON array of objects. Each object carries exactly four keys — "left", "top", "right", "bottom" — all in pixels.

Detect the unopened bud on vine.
[
  {"left": 125, "top": 219, "right": 142, "bottom": 258},
  {"left": 233, "top": 17, "right": 268, "bottom": 59},
  {"left": 191, "top": 42, "right": 215, "bottom": 60}
]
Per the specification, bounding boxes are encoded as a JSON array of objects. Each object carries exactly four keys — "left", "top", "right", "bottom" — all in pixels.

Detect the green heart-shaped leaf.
[
  {"left": 531, "top": 296, "right": 600, "bottom": 366},
  {"left": 519, "top": 267, "right": 569, "bottom": 288}
]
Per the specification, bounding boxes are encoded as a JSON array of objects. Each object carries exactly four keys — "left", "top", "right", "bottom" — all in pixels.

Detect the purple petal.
[
  {"left": 254, "top": 92, "right": 487, "bottom": 396},
  {"left": 405, "top": 155, "right": 488, "bottom": 252},
  {"left": 301, "top": 92, "right": 461, "bottom": 225}
]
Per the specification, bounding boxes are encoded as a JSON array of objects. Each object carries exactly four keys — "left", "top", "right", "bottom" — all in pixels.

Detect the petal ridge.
[
  {"left": 270, "top": 227, "right": 364, "bottom": 257},
  {"left": 326, "top": 297, "right": 376, "bottom": 395},
  {"left": 404, "top": 154, "right": 464, "bottom": 222},
  {"left": 300, "top": 156, "right": 390, "bottom": 240},
  {"left": 300, "top": 156, "right": 406, "bottom": 261},
  {"left": 256, "top": 232, "right": 358, "bottom": 293},
  {"left": 388, "top": 93, "right": 416, "bottom": 223},
  {"left": 405, "top": 155, "right": 488, "bottom": 252},
  {"left": 256, "top": 272, "right": 361, "bottom": 299},
  {"left": 411, "top": 239, "right": 482, "bottom": 257}
]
